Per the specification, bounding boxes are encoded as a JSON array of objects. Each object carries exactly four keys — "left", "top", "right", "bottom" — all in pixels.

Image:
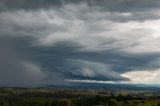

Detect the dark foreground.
[{"left": 0, "top": 87, "right": 160, "bottom": 106}]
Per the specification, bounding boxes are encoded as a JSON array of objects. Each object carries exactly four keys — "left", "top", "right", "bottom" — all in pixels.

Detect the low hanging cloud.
[{"left": 1, "top": 0, "right": 160, "bottom": 86}]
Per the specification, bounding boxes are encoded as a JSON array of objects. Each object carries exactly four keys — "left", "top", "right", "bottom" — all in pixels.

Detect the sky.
[{"left": 1, "top": 0, "right": 160, "bottom": 86}]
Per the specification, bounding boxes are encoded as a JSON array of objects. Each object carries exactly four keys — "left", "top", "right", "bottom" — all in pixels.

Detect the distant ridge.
[{"left": 45, "top": 82, "right": 160, "bottom": 90}]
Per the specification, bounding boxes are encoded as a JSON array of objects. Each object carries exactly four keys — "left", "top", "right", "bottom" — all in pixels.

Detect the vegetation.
[
  {"left": 0, "top": 87, "right": 160, "bottom": 106},
  {"left": 108, "top": 99, "right": 117, "bottom": 106}
]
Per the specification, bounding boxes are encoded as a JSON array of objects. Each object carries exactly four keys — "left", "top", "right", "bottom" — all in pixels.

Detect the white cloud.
[
  {"left": 121, "top": 69, "right": 160, "bottom": 84},
  {"left": 65, "top": 79, "right": 117, "bottom": 84}
]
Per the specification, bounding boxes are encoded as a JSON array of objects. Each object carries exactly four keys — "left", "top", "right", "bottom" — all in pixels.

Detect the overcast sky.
[{"left": 1, "top": 0, "right": 160, "bottom": 86}]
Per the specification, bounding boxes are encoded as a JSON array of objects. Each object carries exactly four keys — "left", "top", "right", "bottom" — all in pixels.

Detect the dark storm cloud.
[
  {"left": 0, "top": 0, "right": 160, "bottom": 11},
  {"left": 1, "top": 0, "right": 160, "bottom": 86}
]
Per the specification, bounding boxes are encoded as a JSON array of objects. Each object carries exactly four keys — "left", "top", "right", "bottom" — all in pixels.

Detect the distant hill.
[{"left": 45, "top": 82, "right": 160, "bottom": 90}]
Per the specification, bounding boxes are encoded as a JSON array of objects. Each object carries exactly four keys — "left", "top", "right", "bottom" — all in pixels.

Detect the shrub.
[
  {"left": 57, "top": 99, "right": 73, "bottom": 106},
  {"left": 108, "top": 99, "right": 117, "bottom": 106}
]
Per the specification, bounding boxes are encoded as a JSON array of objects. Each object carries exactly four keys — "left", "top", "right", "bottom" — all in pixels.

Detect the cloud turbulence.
[{"left": 1, "top": 0, "right": 160, "bottom": 86}]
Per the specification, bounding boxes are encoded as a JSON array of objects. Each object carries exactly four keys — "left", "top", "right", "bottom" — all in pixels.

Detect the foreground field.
[
  {"left": 0, "top": 87, "right": 160, "bottom": 106},
  {"left": 117, "top": 99, "right": 160, "bottom": 106}
]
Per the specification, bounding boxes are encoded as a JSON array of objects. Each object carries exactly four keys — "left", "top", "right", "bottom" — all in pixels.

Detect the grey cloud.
[
  {"left": 19, "top": 40, "right": 159, "bottom": 80},
  {"left": 0, "top": 48, "right": 45, "bottom": 87},
  {"left": 1, "top": 0, "right": 160, "bottom": 86},
  {"left": 0, "top": 34, "right": 160, "bottom": 86}
]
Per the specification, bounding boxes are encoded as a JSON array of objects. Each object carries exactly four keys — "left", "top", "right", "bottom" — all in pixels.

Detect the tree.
[
  {"left": 108, "top": 99, "right": 117, "bottom": 106},
  {"left": 122, "top": 100, "right": 129, "bottom": 106},
  {"left": 45, "top": 101, "right": 51, "bottom": 106},
  {"left": 57, "top": 99, "right": 73, "bottom": 106}
]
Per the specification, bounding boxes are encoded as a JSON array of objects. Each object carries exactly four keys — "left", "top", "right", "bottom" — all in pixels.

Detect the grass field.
[{"left": 117, "top": 99, "right": 160, "bottom": 106}]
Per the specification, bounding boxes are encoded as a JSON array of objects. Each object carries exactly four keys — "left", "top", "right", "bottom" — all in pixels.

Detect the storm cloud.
[{"left": 1, "top": 0, "right": 160, "bottom": 86}]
